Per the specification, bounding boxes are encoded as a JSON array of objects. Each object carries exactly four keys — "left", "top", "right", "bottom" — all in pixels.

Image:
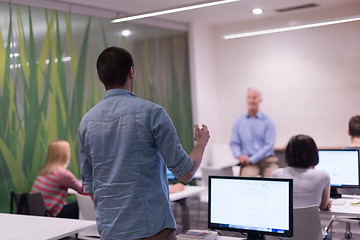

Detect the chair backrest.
[
  {"left": 292, "top": 205, "right": 323, "bottom": 240},
  {"left": 74, "top": 192, "right": 96, "bottom": 220},
  {"left": 10, "top": 191, "right": 52, "bottom": 216},
  {"left": 74, "top": 192, "right": 101, "bottom": 239}
]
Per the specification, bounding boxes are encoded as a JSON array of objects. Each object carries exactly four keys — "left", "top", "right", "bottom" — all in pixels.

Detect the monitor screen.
[
  {"left": 317, "top": 149, "right": 360, "bottom": 187},
  {"left": 208, "top": 176, "right": 293, "bottom": 240},
  {"left": 166, "top": 167, "right": 176, "bottom": 181}
]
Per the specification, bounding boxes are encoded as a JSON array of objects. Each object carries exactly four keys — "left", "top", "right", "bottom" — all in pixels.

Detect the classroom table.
[
  {"left": 183, "top": 235, "right": 282, "bottom": 240},
  {"left": 177, "top": 231, "right": 281, "bottom": 240},
  {"left": 329, "top": 195, "right": 360, "bottom": 216},
  {"left": 321, "top": 195, "right": 360, "bottom": 237},
  {"left": 217, "top": 237, "right": 245, "bottom": 240},
  {"left": 0, "top": 213, "right": 96, "bottom": 240},
  {"left": 170, "top": 185, "right": 206, "bottom": 201},
  {"left": 171, "top": 186, "right": 207, "bottom": 232},
  {"left": 69, "top": 185, "right": 206, "bottom": 233}
]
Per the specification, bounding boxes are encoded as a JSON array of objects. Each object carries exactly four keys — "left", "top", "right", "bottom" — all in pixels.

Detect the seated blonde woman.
[{"left": 31, "top": 140, "right": 83, "bottom": 218}]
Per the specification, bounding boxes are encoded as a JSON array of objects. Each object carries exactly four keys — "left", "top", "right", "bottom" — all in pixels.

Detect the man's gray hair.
[{"left": 247, "top": 88, "right": 262, "bottom": 99}]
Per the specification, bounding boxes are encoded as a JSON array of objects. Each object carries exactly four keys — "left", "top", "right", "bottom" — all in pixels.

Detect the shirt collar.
[
  {"left": 246, "top": 111, "right": 262, "bottom": 119},
  {"left": 104, "top": 88, "right": 136, "bottom": 99}
]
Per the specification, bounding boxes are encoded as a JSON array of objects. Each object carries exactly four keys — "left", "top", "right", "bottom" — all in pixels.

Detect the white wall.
[
  {"left": 216, "top": 20, "right": 360, "bottom": 148},
  {"left": 189, "top": 7, "right": 360, "bottom": 165},
  {"left": 189, "top": 22, "right": 222, "bottom": 166}
]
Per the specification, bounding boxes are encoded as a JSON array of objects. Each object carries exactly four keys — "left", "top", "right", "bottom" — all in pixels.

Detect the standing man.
[
  {"left": 346, "top": 115, "right": 360, "bottom": 149},
  {"left": 78, "top": 47, "right": 210, "bottom": 240},
  {"left": 230, "top": 88, "right": 278, "bottom": 177}
]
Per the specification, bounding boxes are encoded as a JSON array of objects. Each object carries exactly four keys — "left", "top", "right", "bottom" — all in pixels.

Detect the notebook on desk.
[
  {"left": 332, "top": 199, "right": 346, "bottom": 206},
  {"left": 177, "top": 229, "right": 218, "bottom": 240}
]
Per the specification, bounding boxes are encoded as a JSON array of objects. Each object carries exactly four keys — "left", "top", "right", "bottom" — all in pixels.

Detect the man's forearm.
[{"left": 178, "top": 143, "right": 206, "bottom": 183}]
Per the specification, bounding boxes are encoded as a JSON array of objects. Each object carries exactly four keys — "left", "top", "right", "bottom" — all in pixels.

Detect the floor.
[{"left": 171, "top": 196, "right": 360, "bottom": 240}]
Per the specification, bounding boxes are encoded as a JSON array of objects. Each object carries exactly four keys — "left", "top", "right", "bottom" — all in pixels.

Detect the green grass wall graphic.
[{"left": 0, "top": 3, "right": 193, "bottom": 212}]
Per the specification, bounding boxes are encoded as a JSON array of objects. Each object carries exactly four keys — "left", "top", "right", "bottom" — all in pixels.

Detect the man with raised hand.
[{"left": 79, "top": 47, "right": 210, "bottom": 240}]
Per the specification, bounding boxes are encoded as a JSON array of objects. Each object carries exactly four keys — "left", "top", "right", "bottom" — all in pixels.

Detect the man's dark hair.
[
  {"left": 349, "top": 115, "right": 360, "bottom": 137},
  {"left": 96, "top": 47, "right": 134, "bottom": 89},
  {"left": 285, "top": 134, "right": 319, "bottom": 168}
]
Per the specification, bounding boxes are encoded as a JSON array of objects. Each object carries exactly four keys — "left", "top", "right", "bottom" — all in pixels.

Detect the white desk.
[
  {"left": 68, "top": 185, "right": 206, "bottom": 202},
  {"left": 171, "top": 186, "right": 206, "bottom": 232},
  {"left": 330, "top": 195, "right": 360, "bottom": 216},
  {"left": 217, "top": 237, "right": 245, "bottom": 240},
  {"left": 170, "top": 186, "right": 206, "bottom": 201},
  {"left": 69, "top": 186, "right": 206, "bottom": 233},
  {"left": 0, "top": 213, "right": 96, "bottom": 240},
  {"left": 320, "top": 196, "right": 360, "bottom": 237}
]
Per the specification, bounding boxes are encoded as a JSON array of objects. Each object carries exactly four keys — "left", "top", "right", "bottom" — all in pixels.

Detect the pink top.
[{"left": 31, "top": 169, "right": 83, "bottom": 216}]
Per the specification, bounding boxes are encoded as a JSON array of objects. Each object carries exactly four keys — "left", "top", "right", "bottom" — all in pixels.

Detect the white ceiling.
[{"left": 46, "top": 0, "right": 360, "bottom": 25}]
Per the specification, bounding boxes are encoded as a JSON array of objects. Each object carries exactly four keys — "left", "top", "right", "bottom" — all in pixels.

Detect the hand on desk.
[
  {"left": 325, "top": 200, "right": 332, "bottom": 210},
  {"left": 320, "top": 199, "right": 332, "bottom": 211},
  {"left": 169, "top": 183, "right": 185, "bottom": 193}
]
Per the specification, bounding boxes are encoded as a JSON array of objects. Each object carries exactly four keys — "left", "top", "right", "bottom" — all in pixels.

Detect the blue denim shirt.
[
  {"left": 230, "top": 111, "right": 276, "bottom": 164},
  {"left": 78, "top": 89, "right": 193, "bottom": 240}
]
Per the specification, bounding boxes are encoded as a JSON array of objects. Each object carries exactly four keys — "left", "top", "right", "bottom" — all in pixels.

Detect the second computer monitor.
[
  {"left": 316, "top": 149, "right": 360, "bottom": 187},
  {"left": 208, "top": 176, "right": 293, "bottom": 240}
]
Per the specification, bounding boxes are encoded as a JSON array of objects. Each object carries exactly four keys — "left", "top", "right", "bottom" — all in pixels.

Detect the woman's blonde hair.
[{"left": 39, "top": 140, "right": 71, "bottom": 175}]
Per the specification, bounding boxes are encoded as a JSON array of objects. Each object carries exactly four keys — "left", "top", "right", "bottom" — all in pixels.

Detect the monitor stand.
[
  {"left": 330, "top": 186, "right": 342, "bottom": 199},
  {"left": 246, "top": 233, "right": 266, "bottom": 240}
]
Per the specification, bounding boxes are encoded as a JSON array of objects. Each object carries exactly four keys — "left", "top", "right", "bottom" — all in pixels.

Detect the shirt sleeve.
[
  {"left": 321, "top": 170, "right": 331, "bottom": 188},
  {"left": 78, "top": 126, "right": 93, "bottom": 194},
  {"left": 249, "top": 118, "right": 276, "bottom": 164},
  {"left": 271, "top": 168, "right": 281, "bottom": 177},
  {"left": 150, "top": 106, "right": 193, "bottom": 179},
  {"left": 229, "top": 118, "right": 242, "bottom": 159},
  {"left": 57, "top": 169, "right": 83, "bottom": 193}
]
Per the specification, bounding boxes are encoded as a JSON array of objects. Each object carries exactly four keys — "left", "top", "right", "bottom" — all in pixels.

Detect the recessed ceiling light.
[
  {"left": 223, "top": 16, "right": 360, "bottom": 39},
  {"left": 9, "top": 53, "right": 20, "bottom": 58},
  {"left": 252, "top": 8, "right": 263, "bottom": 15},
  {"left": 112, "top": 0, "right": 240, "bottom": 23},
  {"left": 121, "top": 30, "right": 131, "bottom": 36}
]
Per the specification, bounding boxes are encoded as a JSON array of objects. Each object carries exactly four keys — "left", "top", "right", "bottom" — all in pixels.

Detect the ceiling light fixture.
[
  {"left": 111, "top": 0, "right": 240, "bottom": 23},
  {"left": 121, "top": 30, "right": 131, "bottom": 36},
  {"left": 223, "top": 15, "right": 360, "bottom": 40},
  {"left": 252, "top": 8, "right": 263, "bottom": 15}
]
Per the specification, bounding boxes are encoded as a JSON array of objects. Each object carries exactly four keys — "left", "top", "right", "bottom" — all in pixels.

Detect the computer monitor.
[
  {"left": 208, "top": 176, "right": 293, "bottom": 240},
  {"left": 317, "top": 149, "right": 360, "bottom": 187},
  {"left": 166, "top": 167, "right": 176, "bottom": 184},
  {"left": 316, "top": 149, "right": 360, "bottom": 198}
]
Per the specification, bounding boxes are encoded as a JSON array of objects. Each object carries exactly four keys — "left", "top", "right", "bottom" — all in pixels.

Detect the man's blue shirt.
[
  {"left": 230, "top": 111, "right": 276, "bottom": 164},
  {"left": 78, "top": 89, "right": 193, "bottom": 240}
]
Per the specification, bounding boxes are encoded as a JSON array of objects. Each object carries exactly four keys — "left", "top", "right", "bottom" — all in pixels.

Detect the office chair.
[
  {"left": 74, "top": 192, "right": 100, "bottom": 239},
  {"left": 10, "top": 191, "right": 52, "bottom": 216},
  {"left": 292, "top": 205, "right": 323, "bottom": 240}
]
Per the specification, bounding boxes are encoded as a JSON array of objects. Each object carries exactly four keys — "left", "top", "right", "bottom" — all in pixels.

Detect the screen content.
[
  {"left": 209, "top": 177, "right": 292, "bottom": 238},
  {"left": 166, "top": 167, "right": 176, "bottom": 182},
  {"left": 317, "top": 150, "right": 360, "bottom": 187}
]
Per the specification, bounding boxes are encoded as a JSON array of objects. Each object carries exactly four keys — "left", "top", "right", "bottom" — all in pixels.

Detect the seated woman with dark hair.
[{"left": 272, "top": 134, "right": 331, "bottom": 211}]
